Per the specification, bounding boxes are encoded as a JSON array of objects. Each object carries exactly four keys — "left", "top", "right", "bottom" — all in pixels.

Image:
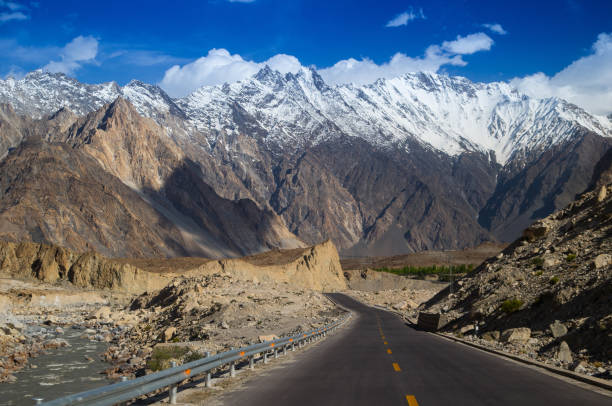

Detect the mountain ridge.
[{"left": 0, "top": 69, "right": 611, "bottom": 255}]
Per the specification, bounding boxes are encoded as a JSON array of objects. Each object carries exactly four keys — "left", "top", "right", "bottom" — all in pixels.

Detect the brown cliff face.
[
  {"left": 0, "top": 139, "right": 189, "bottom": 258},
  {"left": 0, "top": 100, "right": 303, "bottom": 258}
]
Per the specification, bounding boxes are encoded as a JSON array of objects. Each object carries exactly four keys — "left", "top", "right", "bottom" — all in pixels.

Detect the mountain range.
[{"left": 0, "top": 68, "right": 610, "bottom": 257}]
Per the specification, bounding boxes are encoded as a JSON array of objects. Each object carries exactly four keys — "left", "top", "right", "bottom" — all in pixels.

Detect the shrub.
[
  {"left": 549, "top": 276, "right": 559, "bottom": 285},
  {"left": 531, "top": 257, "right": 544, "bottom": 268},
  {"left": 566, "top": 253, "right": 576, "bottom": 262},
  {"left": 535, "top": 270, "right": 543, "bottom": 276},
  {"left": 147, "top": 346, "right": 190, "bottom": 371},
  {"left": 500, "top": 299, "right": 523, "bottom": 313},
  {"left": 184, "top": 351, "right": 205, "bottom": 363}
]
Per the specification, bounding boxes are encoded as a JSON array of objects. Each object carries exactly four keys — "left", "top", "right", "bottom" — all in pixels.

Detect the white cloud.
[
  {"left": 482, "top": 23, "right": 507, "bottom": 35},
  {"left": 160, "top": 32, "right": 495, "bottom": 96},
  {"left": 0, "top": 10, "right": 27, "bottom": 22},
  {"left": 511, "top": 32, "right": 612, "bottom": 116},
  {"left": 0, "top": 1, "right": 26, "bottom": 11},
  {"left": 318, "top": 49, "right": 466, "bottom": 86},
  {"left": 386, "top": 8, "right": 425, "bottom": 27},
  {"left": 440, "top": 33, "right": 494, "bottom": 55},
  {"left": 0, "top": 1, "right": 28, "bottom": 23},
  {"left": 43, "top": 35, "right": 98, "bottom": 75},
  {"left": 160, "top": 49, "right": 301, "bottom": 97}
]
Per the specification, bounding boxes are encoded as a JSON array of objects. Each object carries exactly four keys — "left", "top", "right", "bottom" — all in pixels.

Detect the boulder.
[
  {"left": 549, "top": 321, "right": 567, "bottom": 338},
  {"left": 460, "top": 324, "right": 474, "bottom": 334},
  {"left": 163, "top": 327, "right": 176, "bottom": 342},
  {"left": 501, "top": 327, "right": 531, "bottom": 343},
  {"left": 94, "top": 306, "right": 112, "bottom": 320},
  {"left": 258, "top": 334, "right": 279, "bottom": 342},
  {"left": 482, "top": 331, "right": 500, "bottom": 342},
  {"left": 593, "top": 254, "right": 611, "bottom": 269},
  {"left": 543, "top": 257, "right": 560, "bottom": 268},
  {"left": 572, "top": 360, "right": 587, "bottom": 373},
  {"left": 597, "top": 185, "right": 607, "bottom": 202},
  {"left": 556, "top": 341, "right": 573, "bottom": 363}
]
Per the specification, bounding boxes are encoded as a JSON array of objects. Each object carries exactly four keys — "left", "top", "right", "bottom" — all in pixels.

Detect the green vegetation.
[
  {"left": 566, "top": 253, "right": 576, "bottom": 262},
  {"left": 550, "top": 276, "right": 559, "bottom": 285},
  {"left": 531, "top": 257, "right": 544, "bottom": 268},
  {"left": 373, "top": 264, "right": 474, "bottom": 281},
  {"left": 500, "top": 299, "right": 524, "bottom": 313},
  {"left": 535, "top": 270, "right": 543, "bottom": 276},
  {"left": 184, "top": 351, "right": 205, "bottom": 363},
  {"left": 147, "top": 346, "right": 190, "bottom": 371}
]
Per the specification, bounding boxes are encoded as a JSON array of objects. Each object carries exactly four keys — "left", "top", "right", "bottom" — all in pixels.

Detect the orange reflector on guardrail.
[
  {"left": 289, "top": 338, "right": 293, "bottom": 342},
  {"left": 240, "top": 351, "right": 245, "bottom": 356},
  {"left": 185, "top": 369, "right": 191, "bottom": 376},
  {"left": 270, "top": 343, "right": 275, "bottom": 347}
]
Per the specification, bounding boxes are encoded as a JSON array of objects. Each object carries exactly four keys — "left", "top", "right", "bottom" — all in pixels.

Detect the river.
[{"left": 0, "top": 326, "right": 112, "bottom": 406}]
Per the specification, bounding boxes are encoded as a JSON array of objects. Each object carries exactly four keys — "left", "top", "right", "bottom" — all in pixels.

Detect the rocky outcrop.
[
  {"left": 147, "top": 240, "right": 347, "bottom": 292},
  {"left": 0, "top": 240, "right": 172, "bottom": 294},
  {"left": 0, "top": 239, "right": 346, "bottom": 293}
]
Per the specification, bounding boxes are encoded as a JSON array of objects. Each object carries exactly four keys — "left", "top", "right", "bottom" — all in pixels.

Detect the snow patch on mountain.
[{"left": 1, "top": 68, "right": 610, "bottom": 165}]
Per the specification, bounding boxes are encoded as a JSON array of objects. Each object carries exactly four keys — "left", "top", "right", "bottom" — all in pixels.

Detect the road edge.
[
  {"left": 375, "top": 303, "right": 612, "bottom": 396},
  {"left": 432, "top": 331, "right": 612, "bottom": 394}
]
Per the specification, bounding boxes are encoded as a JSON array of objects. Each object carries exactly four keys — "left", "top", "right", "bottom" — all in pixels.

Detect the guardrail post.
[
  {"left": 33, "top": 399, "right": 43, "bottom": 405},
  {"left": 249, "top": 355, "right": 255, "bottom": 370},
  {"left": 283, "top": 345, "right": 287, "bottom": 356},
  {"left": 264, "top": 351, "right": 269, "bottom": 364},
  {"left": 274, "top": 348, "right": 279, "bottom": 359},
  {"left": 204, "top": 351, "right": 213, "bottom": 388},
  {"left": 291, "top": 342, "right": 295, "bottom": 351},
  {"left": 229, "top": 348, "right": 236, "bottom": 377},
  {"left": 169, "top": 361, "right": 178, "bottom": 404}
]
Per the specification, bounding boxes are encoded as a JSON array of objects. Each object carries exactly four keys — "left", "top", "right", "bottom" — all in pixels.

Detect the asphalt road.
[{"left": 217, "top": 293, "right": 611, "bottom": 405}]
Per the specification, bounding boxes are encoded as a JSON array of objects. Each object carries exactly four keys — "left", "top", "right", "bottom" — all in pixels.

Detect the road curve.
[{"left": 217, "top": 293, "right": 611, "bottom": 405}]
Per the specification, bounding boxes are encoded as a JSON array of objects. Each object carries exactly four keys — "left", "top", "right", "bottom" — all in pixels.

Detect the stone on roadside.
[
  {"left": 549, "top": 320, "right": 567, "bottom": 338},
  {"left": 556, "top": 341, "right": 573, "bottom": 363},
  {"left": 258, "top": 334, "right": 279, "bottom": 342},
  {"left": 482, "top": 331, "right": 500, "bottom": 342},
  {"left": 572, "top": 360, "right": 587, "bottom": 373},
  {"left": 163, "top": 327, "right": 176, "bottom": 342},
  {"left": 501, "top": 327, "right": 531, "bottom": 343}
]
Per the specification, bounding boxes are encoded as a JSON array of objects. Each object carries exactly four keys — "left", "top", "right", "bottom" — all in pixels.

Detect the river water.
[{"left": 0, "top": 327, "right": 112, "bottom": 406}]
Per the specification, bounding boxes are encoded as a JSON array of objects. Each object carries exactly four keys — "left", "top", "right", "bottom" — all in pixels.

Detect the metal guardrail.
[{"left": 37, "top": 313, "right": 351, "bottom": 406}]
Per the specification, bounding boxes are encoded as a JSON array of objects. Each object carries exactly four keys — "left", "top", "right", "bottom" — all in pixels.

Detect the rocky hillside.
[
  {"left": 0, "top": 70, "right": 610, "bottom": 256},
  {"left": 423, "top": 170, "right": 612, "bottom": 373}
]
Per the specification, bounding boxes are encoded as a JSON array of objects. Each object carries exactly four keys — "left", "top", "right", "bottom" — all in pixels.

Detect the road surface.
[{"left": 217, "top": 293, "right": 611, "bottom": 405}]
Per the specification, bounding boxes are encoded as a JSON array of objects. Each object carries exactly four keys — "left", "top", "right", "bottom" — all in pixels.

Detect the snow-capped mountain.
[
  {"left": 1, "top": 68, "right": 610, "bottom": 165},
  {"left": 1, "top": 68, "right": 611, "bottom": 255}
]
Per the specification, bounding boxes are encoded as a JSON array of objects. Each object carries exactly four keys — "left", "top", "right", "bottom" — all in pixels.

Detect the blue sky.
[{"left": 1, "top": 0, "right": 611, "bottom": 113}]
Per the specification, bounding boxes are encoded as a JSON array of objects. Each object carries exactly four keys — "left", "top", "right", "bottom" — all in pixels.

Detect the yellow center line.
[
  {"left": 406, "top": 395, "right": 419, "bottom": 406},
  {"left": 392, "top": 362, "right": 401, "bottom": 372},
  {"left": 387, "top": 348, "right": 392, "bottom": 354},
  {"left": 383, "top": 341, "right": 388, "bottom": 345}
]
